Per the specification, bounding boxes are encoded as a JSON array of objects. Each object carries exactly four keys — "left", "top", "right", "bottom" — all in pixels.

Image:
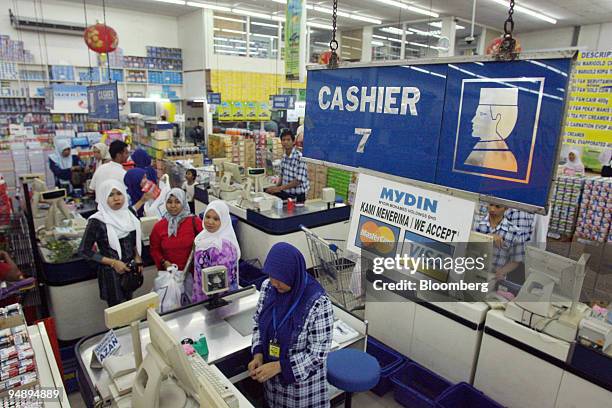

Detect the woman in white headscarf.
[
  {"left": 49, "top": 139, "right": 81, "bottom": 188},
  {"left": 192, "top": 200, "right": 240, "bottom": 302},
  {"left": 92, "top": 142, "right": 111, "bottom": 170},
  {"left": 563, "top": 149, "right": 585, "bottom": 176},
  {"left": 78, "top": 179, "right": 143, "bottom": 306}
]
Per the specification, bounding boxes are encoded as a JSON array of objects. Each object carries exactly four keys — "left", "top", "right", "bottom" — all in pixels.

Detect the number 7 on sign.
[{"left": 355, "top": 128, "right": 372, "bottom": 153}]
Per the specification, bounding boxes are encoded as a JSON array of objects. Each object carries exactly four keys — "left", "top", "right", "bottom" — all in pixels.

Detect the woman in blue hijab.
[
  {"left": 123, "top": 168, "right": 154, "bottom": 218},
  {"left": 131, "top": 148, "right": 158, "bottom": 184},
  {"left": 249, "top": 243, "right": 333, "bottom": 408}
]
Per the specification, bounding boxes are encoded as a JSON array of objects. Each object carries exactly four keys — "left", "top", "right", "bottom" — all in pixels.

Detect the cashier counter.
[
  {"left": 195, "top": 183, "right": 351, "bottom": 270},
  {"left": 75, "top": 287, "right": 368, "bottom": 408},
  {"left": 365, "top": 245, "right": 612, "bottom": 408}
]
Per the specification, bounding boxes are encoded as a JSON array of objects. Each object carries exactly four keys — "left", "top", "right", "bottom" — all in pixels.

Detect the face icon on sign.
[{"left": 464, "top": 88, "right": 518, "bottom": 173}]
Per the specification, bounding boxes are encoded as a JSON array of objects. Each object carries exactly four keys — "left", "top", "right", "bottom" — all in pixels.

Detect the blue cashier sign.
[
  {"left": 271, "top": 95, "right": 296, "bottom": 110},
  {"left": 87, "top": 83, "right": 119, "bottom": 121},
  {"left": 304, "top": 58, "right": 572, "bottom": 208}
]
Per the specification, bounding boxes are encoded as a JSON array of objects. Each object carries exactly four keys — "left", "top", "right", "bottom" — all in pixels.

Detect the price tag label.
[{"left": 91, "top": 330, "right": 121, "bottom": 368}]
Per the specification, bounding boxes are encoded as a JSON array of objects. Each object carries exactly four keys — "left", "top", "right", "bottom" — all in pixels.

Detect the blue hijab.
[
  {"left": 131, "top": 148, "right": 158, "bottom": 183},
  {"left": 124, "top": 168, "right": 146, "bottom": 216},
  {"left": 258, "top": 243, "right": 325, "bottom": 369}
]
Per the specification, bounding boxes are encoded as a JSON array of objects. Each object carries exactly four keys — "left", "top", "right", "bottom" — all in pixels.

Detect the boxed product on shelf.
[
  {"left": 0, "top": 34, "right": 34, "bottom": 63},
  {"left": 575, "top": 177, "right": 612, "bottom": 243},
  {"left": 123, "top": 55, "right": 146, "bottom": 69},
  {"left": 0, "top": 62, "right": 18, "bottom": 80},
  {"left": 549, "top": 176, "right": 585, "bottom": 236},
  {"left": 125, "top": 69, "right": 147, "bottom": 83},
  {"left": 49, "top": 65, "right": 75, "bottom": 81},
  {"left": 146, "top": 46, "right": 182, "bottom": 60}
]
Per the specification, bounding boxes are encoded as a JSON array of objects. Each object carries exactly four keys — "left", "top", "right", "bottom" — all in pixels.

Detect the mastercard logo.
[{"left": 359, "top": 221, "right": 396, "bottom": 254}]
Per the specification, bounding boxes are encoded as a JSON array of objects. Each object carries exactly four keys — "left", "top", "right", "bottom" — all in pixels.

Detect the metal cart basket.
[{"left": 301, "top": 225, "right": 365, "bottom": 312}]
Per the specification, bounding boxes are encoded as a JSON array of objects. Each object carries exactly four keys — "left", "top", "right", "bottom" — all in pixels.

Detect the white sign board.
[
  {"left": 347, "top": 173, "right": 476, "bottom": 270},
  {"left": 90, "top": 329, "right": 121, "bottom": 368}
]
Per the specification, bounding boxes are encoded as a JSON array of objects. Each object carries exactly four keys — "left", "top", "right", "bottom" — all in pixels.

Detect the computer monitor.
[
  {"left": 201, "top": 266, "right": 230, "bottom": 310},
  {"left": 222, "top": 162, "right": 243, "bottom": 184},
  {"left": 131, "top": 308, "right": 231, "bottom": 408},
  {"left": 246, "top": 167, "right": 265, "bottom": 193}
]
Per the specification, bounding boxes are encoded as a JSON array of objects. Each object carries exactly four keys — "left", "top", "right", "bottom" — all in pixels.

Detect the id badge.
[{"left": 268, "top": 341, "right": 281, "bottom": 359}]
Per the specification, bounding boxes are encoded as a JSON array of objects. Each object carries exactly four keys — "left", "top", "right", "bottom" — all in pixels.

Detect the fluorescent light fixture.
[
  {"left": 372, "top": 41, "right": 384, "bottom": 46},
  {"left": 372, "top": 34, "right": 387, "bottom": 40},
  {"left": 370, "top": 0, "right": 439, "bottom": 17},
  {"left": 408, "top": 41, "right": 430, "bottom": 48},
  {"left": 151, "top": 0, "right": 186, "bottom": 5},
  {"left": 307, "top": 22, "right": 333, "bottom": 30},
  {"left": 269, "top": 0, "right": 286, "bottom": 3},
  {"left": 408, "top": 27, "right": 441, "bottom": 38},
  {"left": 215, "top": 44, "right": 246, "bottom": 50},
  {"left": 215, "top": 37, "right": 247, "bottom": 44},
  {"left": 186, "top": 2, "right": 230, "bottom": 11},
  {"left": 217, "top": 49, "right": 245, "bottom": 55},
  {"left": 488, "top": 0, "right": 556, "bottom": 24},
  {"left": 381, "top": 27, "right": 405, "bottom": 36},
  {"left": 350, "top": 14, "right": 382, "bottom": 24},
  {"left": 429, "top": 21, "right": 465, "bottom": 30},
  {"left": 308, "top": 4, "right": 381, "bottom": 24},
  {"left": 272, "top": 16, "right": 285, "bottom": 22},
  {"left": 214, "top": 16, "right": 245, "bottom": 23},
  {"left": 251, "top": 33, "right": 278, "bottom": 39},
  {"left": 315, "top": 41, "right": 329, "bottom": 46},
  {"left": 251, "top": 21, "right": 279, "bottom": 28},
  {"left": 387, "top": 37, "right": 402, "bottom": 43},
  {"left": 232, "top": 9, "right": 272, "bottom": 19},
  {"left": 343, "top": 36, "right": 361, "bottom": 42},
  {"left": 191, "top": 99, "right": 206, "bottom": 103},
  {"left": 222, "top": 28, "right": 246, "bottom": 34}
]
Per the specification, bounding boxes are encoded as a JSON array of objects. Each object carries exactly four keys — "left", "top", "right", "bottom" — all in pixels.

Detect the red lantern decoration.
[
  {"left": 486, "top": 36, "right": 522, "bottom": 55},
  {"left": 84, "top": 23, "right": 118, "bottom": 54}
]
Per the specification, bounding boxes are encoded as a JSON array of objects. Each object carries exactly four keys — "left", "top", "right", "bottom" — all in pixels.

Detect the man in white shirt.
[{"left": 89, "top": 140, "right": 130, "bottom": 194}]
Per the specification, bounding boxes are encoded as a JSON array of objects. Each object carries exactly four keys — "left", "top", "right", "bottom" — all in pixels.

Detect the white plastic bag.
[
  {"left": 152, "top": 265, "right": 185, "bottom": 313},
  {"left": 144, "top": 174, "right": 170, "bottom": 218}
]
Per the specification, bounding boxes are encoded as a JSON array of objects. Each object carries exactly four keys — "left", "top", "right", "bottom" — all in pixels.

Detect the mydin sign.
[{"left": 304, "top": 57, "right": 573, "bottom": 209}]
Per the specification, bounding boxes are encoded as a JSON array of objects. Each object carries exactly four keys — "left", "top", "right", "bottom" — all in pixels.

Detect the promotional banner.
[
  {"left": 50, "top": 84, "right": 88, "bottom": 114},
  {"left": 257, "top": 102, "right": 271, "bottom": 120},
  {"left": 305, "top": 57, "right": 573, "bottom": 208},
  {"left": 87, "top": 83, "right": 119, "bottom": 121},
  {"left": 285, "top": 0, "right": 306, "bottom": 81},
  {"left": 562, "top": 51, "right": 612, "bottom": 172},
  {"left": 347, "top": 173, "right": 476, "bottom": 263}
]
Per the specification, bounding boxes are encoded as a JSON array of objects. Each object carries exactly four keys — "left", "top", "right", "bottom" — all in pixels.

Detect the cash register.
[
  {"left": 102, "top": 293, "right": 239, "bottom": 408},
  {"left": 504, "top": 246, "right": 590, "bottom": 342}
]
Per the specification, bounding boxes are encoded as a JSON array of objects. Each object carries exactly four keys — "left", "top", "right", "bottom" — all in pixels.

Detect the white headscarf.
[
  {"left": 194, "top": 200, "right": 240, "bottom": 259},
  {"left": 564, "top": 149, "right": 585, "bottom": 174},
  {"left": 50, "top": 139, "right": 73, "bottom": 170},
  {"left": 163, "top": 188, "right": 191, "bottom": 237},
  {"left": 93, "top": 142, "right": 111, "bottom": 162},
  {"left": 90, "top": 179, "right": 142, "bottom": 259}
]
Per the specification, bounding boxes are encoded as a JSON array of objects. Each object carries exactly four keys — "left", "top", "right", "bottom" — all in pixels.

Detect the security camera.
[{"left": 464, "top": 36, "right": 475, "bottom": 44}]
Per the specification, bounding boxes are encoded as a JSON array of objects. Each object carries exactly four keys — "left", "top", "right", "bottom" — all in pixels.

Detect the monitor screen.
[{"left": 202, "top": 266, "right": 229, "bottom": 296}]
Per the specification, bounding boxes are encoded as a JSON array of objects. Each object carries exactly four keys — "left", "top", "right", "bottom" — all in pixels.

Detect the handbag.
[
  {"left": 120, "top": 261, "right": 144, "bottom": 292},
  {"left": 602, "top": 165, "right": 612, "bottom": 177}
]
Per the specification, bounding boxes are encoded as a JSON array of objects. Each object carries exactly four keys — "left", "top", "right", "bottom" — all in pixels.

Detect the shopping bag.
[
  {"left": 144, "top": 174, "right": 170, "bottom": 218},
  {"left": 152, "top": 266, "right": 184, "bottom": 313}
]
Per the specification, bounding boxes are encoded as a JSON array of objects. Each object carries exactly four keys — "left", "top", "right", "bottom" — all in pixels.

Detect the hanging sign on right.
[{"left": 304, "top": 55, "right": 573, "bottom": 211}]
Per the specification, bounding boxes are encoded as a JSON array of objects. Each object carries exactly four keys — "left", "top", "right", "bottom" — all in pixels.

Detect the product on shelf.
[
  {"left": 0, "top": 35, "right": 34, "bottom": 63},
  {"left": 575, "top": 177, "right": 612, "bottom": 243},
  {"left": 125, "top": 69, "right": 147, "bottom": 83},
  {"left": 49, "top": 65, "right": 75, "bottom": 81},
  {"left": 0, "top": 62, "right": 18, "bottom": 80},
  {"left": 549, "top": 176, "right": 585, "bottom": 237}
]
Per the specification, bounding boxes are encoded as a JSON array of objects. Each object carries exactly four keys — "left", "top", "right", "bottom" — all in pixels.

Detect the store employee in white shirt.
[{"left": 89, "top": 140, "right": 130, "bottom": 193}]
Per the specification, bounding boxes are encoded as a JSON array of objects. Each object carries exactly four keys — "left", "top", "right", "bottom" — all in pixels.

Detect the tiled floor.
[{"left": 68, "top": 390, "right": 404, "bottom": 408}]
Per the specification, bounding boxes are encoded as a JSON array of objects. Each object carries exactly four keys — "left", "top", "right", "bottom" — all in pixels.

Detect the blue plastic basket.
[
  {"left": 366, "top": 337, "right": 407, "bottom": 396},
  {"left": 390, "top": 362, "right": 452, "bottom": 408},
  {"left": 436, "top": 382, "right": 503, "bottom": 408}
]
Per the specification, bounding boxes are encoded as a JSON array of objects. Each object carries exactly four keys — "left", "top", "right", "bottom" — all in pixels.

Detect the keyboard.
[{"left": 188, "top": 353, "right": 239, "bottom": 408}]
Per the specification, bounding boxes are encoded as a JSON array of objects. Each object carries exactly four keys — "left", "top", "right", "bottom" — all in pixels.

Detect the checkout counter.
[
  {"left": 195, "top": 185, "right": 351, "bottom": 269},
  {"left": 75, "top": 287, "right": 367, "bottom": 408},
  {"left": 29, "top": 189, "right": 158, "bottom": 342}
]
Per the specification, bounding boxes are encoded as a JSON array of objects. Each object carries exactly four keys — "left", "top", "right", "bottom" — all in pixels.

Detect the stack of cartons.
[{"left": 307, "top": 163, "right": 327, "bottom": 200}]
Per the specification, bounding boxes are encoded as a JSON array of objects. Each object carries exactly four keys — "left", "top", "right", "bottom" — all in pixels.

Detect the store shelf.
[{"left": 0, "top": 96, "right": 45, "bottom": 98}]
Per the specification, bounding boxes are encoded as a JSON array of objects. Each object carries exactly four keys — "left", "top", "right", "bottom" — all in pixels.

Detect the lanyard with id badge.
[{"left": 269, "top": 292, "right": 303, "bottom": 360}]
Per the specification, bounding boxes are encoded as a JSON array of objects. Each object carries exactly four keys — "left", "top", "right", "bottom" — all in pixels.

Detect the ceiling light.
[
  {"left": 408, "top": 41, "right": 428, "bottom": 48},
  {"left": 350, "top": 14, "right": 382, "bottom": 24},
  {"left": 251, "top": 21, "right": 279, "bottom": 28},
  {"left": 222, "top": 28, "right": 246, "bottom": 34},
  {"left": 269, "top": 0, "right": 286, "bottom": 3},
  {"left": 232, "top": 9, "right": 273, "bottom": 19},
  {"left": 488, "top": 0, "right": 556, "bottom": 24},
  {"left": 372, "top": 41, "right": 384, "bottom": 46},
  {"left": 372, "top": 34, "right": 387, "bottom": 40},
  {"left": 272, "top": 16, "right": 285, "bottom": 22},
  {"left": 308, "top": 4, "right": 382, "bottom": 24},
  {"left": 408, "top": 28, "right": 441, "bottom": 38},
  {"left": 387, "top": 37, "right": 402, "bottom": 43},
  {"left": 381, "top": 27, "right": 405, "bottom": 36},
  {"left": 428, "top": 21, "right": 465, "bottom": 30},
  {"left": 151, "top": 0, "right": 186, "bottom": 5},
  {"left": 214, "top": 16, "right": 244, "bottom": 23},
  {"left": 343, "top": 36, "right": 361, "bottom": 41},
  {"left": 186, "top": 2, "right": 231, "bottom": 11},
  {"left": 307, "top": 22, "right": 333, "bottom": 30},
  {"left": 252, "top": 33, "right": 278, "bottom": 39},
  {"left": 370, "top": 0, "right": 439, "bottom": 17}
]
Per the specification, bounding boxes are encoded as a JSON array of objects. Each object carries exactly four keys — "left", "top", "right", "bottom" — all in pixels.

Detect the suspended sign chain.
[
  {"left": 328, "top": 0, "right": 339, "bottom": 68},
  {"left": 498, "top": 0, "right": 518, "bottom": 60}
]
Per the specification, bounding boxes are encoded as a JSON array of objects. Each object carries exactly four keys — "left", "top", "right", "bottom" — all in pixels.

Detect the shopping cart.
[{"left": 300, "top": 225, "right": 365, "bottom": 312}]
